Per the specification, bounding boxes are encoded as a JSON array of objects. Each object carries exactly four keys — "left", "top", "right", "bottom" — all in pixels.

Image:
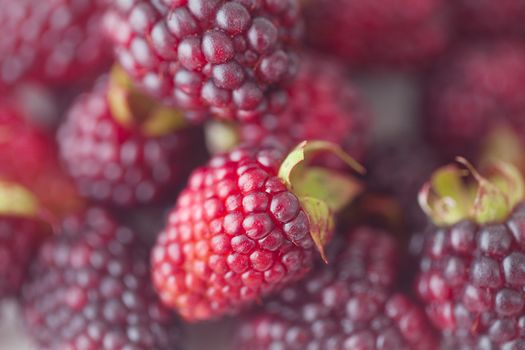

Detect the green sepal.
[
  {"left": 107, "top": 65, "right": 188, "bottom": 136},
  {"left": 0, "top": 181, "right": 39, "bottom": 218},
  {"left": 292, "top": 167, "right": 362, "bottom": 212},
  {"left": 278, "top": 140, "right": 365, "bottom": 260},
  {"left": 299, "top": 196, "right": 334, "bottom": 263},
  {"left": 419, "top": 158, "right": 525, "bottom": 226}
]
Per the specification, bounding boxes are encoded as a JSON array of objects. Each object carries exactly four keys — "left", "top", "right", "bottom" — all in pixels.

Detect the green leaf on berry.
[
  {"left": 419, "top": 158, "right": 525, "bottom": 226},
  {"left": 0, "top": 181, "right": 39, "bottom": 218},
  {"left": 204, "top": 121, "right": 240, "bottom": 155},
  {"left": 298, "top": 196, "right": 333, "bottom": 263}
]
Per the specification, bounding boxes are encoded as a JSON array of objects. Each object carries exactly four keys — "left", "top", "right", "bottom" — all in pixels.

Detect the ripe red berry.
[
  {"left": 235, "top": 227, "right": 438, "bottom": 350},
  {"left": 152, "top": 141, "right": 363, "bottom": 321},
  {"left": 58, "top": 69, "right": 207, "bottom": 207},
  {"left": 425, "top": 40, "right": 525, "bottom": 160},
  {"left": 21, "top": 208, "right": 181, "bottom": 350},
  {"left": 104, "top": 0, "right": 302, "bottom": 122},
  {"left": 303, "top": 0, "right": 451, "bottom": 68},
  {"left": 416, "top": 159, "right": 525, "bottom": 348},
  {"left": 208, "top": 55, "right": 370, "bottom": 162},
  {"left": 0, "top": 0, "right": 110, "bottom": 88}
]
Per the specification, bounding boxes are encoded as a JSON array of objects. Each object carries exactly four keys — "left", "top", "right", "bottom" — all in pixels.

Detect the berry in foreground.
[
  {"left": 58, "top": 68, "right": 206, "bottom": 207},
  {"left": 104, "top": 0, "right": 302, "bottom": 122},
  {"left": 0, "top": 182, "right": 50, "bottom": 299},
  {"left": 152, "top": 141, "right": 363, "bottom": 321},
  {"left": 416, "top": 159, "right": 525, "bottom": 349},
  {"left": 0, "top": 0, "right": 110, "bottom": 87},
  {"left": 425, "top": 40, "right": 525, "bottom": 160},
  {"left": 22, "top": 208, "right": 181, "bottom": 350},
  {"left": 207, "top": 55, "right": 370, "bottom": 162},
  {"left": 235, "top": 227, "right": 438, "bottom": 350},
  {"left": 302, "top": 0, "right": 451, "bottom": 68}
]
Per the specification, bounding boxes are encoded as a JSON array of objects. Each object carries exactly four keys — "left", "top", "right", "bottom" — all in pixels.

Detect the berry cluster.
[{"left": 1, "top": 1, "right": 524, "bottom": 350}]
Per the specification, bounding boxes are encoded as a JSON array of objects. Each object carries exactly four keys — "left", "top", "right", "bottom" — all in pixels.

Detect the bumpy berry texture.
[
  {"left": 152, "top": 145, "right": 317, "bottom": 321},
  {"left": 303, "top": 0, "right": 450, "bottom": 68},
  {"left": 236, "top": 227, "right": 438, "bottom": 350},
  {"left": 104, "top": 0, "right": 301, "bottom": 122},
  {"left": 425, "top": 41, "right": 525, "bottom": 159},
  {"left": 237, "top": 56, "right": 369, "bottom": 160},
  {"left": 0, "top": 103, "right": 81, "bottom": 216},
  {"left": 455, "top": 0, "right": 525, "bottom": 36},
  {"left": 0, "top": 0, "right": 110, "bottom": 87},
  {"left": 58, "top": 79, "right": 206, "bottom": 207},
  {"left": 22, "top": 208, "right": 181, "bottom": 350},
  {"left": 0, "top": 217, "right": 48, "bottom": 299},
  {"left": 416, "top": 205, "right": 525, "bottom": 349}
]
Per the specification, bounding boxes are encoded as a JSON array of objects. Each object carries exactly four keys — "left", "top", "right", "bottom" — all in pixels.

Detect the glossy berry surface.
[
  {"left": 22, "top": 208, "right": 181, "bottom": 350},
  {"left": 416, "top": 204, "right": 525, "bottom": 349},
  {"left": 425, "top": 40, "right": 525, "bottom": 159},
  {"left": 303, "top": 0, "right": 451, "bottom": 68},
  {"left": 236, "top": 227, "right": 438, "bottom": 350},
  {"left": 238, "top": 56, "right": 369, "bottom": 160},
  {"left": 0, "top": 217, "right": 48, "bottom": 299},
  {"left": 455, "top": 0, "right": 525, "bottom": 36},
  {"left": 152, "top": 145, "right": 317, "bottom": 321},
  {"left": 0, "top": 0, "right": 110, "bottom": 87},
  {"left": 105, "top": 0, "right": 302, "bottom": 122},
  {"left": 58, "top": 79, "right": 206, "bottom": 207}
]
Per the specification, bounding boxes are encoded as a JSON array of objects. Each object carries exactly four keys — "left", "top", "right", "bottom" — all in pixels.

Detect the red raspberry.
[
  {"left": 235, "top": 227, "right": 438, "bottom": 350},
  {"left": 21, "top": 208, "right": 181, "bottom": 350},
  {"left": 455, "top": 0, "right": 525, "bottom": 36},
  {"left": 57, "top": 71, "right": 207, "bottom": 207},
  {"left": 152, "top": 142, "right": 363, "bottom": 321},
  {"left": 209, "top": 55, "right": 370, "bottom": 161},
  {"left": 425, "top": 40, "right": 525, "bottom": 160},
  {"left": 104, "top": 0, "right": 302, "bottom": 122},
  {"left": 416, "top": 160, "right": 525, "bottom": 348},
  {"left": 0, "top": 0, "right": 110, "bottom": 87},
  {"left": 303, "top": 0, "right": 451, "bottom": 68}
]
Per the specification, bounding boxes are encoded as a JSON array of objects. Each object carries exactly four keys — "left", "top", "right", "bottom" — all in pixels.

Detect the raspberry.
[
  {"left": 455, "top": 0, "right": 525, "bottom": 36},
  {"left": 21, "top": 208, "right": 181, "bottom": 350},
  {"left": 0, "top": 0, "right": 110, "bottom": 87},
  {"left": 57, "top": 73, "right": 207, "bottom": 207},
  {"left": 303, "top": 0, "right": 451, "bottom": 68},
  {"left": 215, "top": 55, "right": 370, "bottom": 161},
  {"left": 425, "top": 40, "right": 525, "bottom": 159},
  {"left": 152, "top": 142, "right": 363, "bottom": 321},
  {"left": 416, "top": 160, "right": 525, "bottom": 348},
  {"left": 104, "top": 0, "right": 302, "bottom": 122},
  {"left": 235, "top": 227, "right": 438, "bottom": 350}
]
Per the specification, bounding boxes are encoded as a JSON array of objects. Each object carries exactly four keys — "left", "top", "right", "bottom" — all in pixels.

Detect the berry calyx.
[
  {"left": 107, "top": 66, "right": 189, "bottom": 136},
  {"left": 419, "top": 159, "right": 524, "bottom": 226},
  {"left": 278, "top": 141, "right": 365, "bottom": 260}
]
